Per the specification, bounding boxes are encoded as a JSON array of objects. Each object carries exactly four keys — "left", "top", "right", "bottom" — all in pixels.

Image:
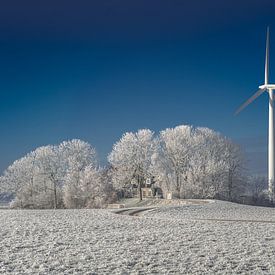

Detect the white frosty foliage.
[
  {"left": 151, "top": 125, "right": 245, "bottom": 200},
  {"left": 0, "top": 124, "right": 246, "bottom": 207},
  {"left": 61, "top": 140, "right": 98, "bottom": 208},
  {"left": 0, "top": 139, "right": 113, "bottom": 209},
  {"left": 108, "top": 129, "right": 156, "bottom": 190},
  {"left": 108, "top": 125, "right": 245, "bottom": 200},
  {"left": 152, "top": 125, "right": 196, "bottom": 197}
]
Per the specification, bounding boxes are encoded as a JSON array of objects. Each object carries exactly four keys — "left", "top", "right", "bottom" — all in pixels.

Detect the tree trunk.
[
  {"left": 138, "top": 174, "right": 142, "bottom": 201},
  {"left": 53, "top": 180, "right": 57, "bottom": 209},
  {"left": 176, "top": 172, "right": 181, "bottom": 198},
  {"left": 228, "top": 171, "right": 233, "bottom": 201}
]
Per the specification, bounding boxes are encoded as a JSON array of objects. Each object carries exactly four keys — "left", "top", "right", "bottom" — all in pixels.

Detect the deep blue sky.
[{"left": 0, "top": 0, "right": 275, "bottom": 174}]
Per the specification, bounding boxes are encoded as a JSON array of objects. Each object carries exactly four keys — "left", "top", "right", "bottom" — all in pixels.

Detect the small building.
[
  {"left": 140, "top": 177, "right": 163, "bottom": 199},
  {"left": 120, "top": 176, "right": 163, "bottom": 199},
  {"left": 141, "top": 187, "right": 153, "bottom": 198}
]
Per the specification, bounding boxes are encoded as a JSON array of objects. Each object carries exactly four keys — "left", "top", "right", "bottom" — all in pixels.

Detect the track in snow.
[
  {"left": 113, "top": 207, "right": 156, "bottom": 216},
  {"left": 114, "top": 206, "right": 275, "bottom": 224}
]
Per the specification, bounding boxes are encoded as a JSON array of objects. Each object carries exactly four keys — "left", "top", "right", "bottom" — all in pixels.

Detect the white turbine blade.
[
  {"left": 265, "top": 26, "right": 270, "bottom": 85},
  {"left": 235, "top": 88, "right": 266, "bottom": 115}
]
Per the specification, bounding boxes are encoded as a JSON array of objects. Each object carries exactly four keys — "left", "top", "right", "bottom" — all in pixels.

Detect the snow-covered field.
[{"left": 1, "top": 201, "right": 275, "bottom": 274}]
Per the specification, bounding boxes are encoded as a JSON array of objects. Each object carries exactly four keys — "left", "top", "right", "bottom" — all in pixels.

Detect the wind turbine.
[{"left": 235, "top": 27, "right": 275, "bottom": 200}]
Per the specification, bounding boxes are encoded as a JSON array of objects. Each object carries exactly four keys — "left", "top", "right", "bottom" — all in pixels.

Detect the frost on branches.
[
  {"left": 109, "top": 125, "right": 246, "bottom": 201},
  {"left": 108, "top": 129, "right": 156, "bottom": 200},
  {"left": 0, "top": 140, "right": 116, "bottom": 209},
  {"left": 0, "top": 125, "right": 249, "bottom": 208}
]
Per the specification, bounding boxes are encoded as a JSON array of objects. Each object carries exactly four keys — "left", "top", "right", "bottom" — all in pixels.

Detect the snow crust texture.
[{"left": 1, "top": 201, "right": 275, "bottom": 274}]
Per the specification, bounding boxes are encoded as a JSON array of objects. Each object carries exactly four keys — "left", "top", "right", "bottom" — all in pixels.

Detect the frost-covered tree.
[
  {"left": 0, "top": 139, "right": 113, "bottom": 209},
  {"left": 1, "top": 145, "right": 65, "bottom": 208},
  {"left": 108, "top": 129, "right": 155, "bottom": 200},
  {"left": 222, "top": 138, "right": 246, "bottom": 201},
  {"left": 0, "top": 151, "right": 36, "bottom": 195},
  {"left": 61, "top": 140, "right": 98, "bottom": 208},
  {"left": 63, "top": 165, "right": 117, "bottom": 209},
  {"left": 246, "top": 175, "right": 267, "bottom": 203},
  {"left": 186, "top": 127, "right": 228, "bottom": 198},
  {"left": 152, "top": 125, "right": 245, "bottom": 200},
  {"left": 34, "top": 145, "right": 65, "bottom": 208},
  {"left": 151, "top": 125, "right": 199, "bottom": 198},
  {"left": 0, "top": 151, "right": 38, "bottom": 207}
]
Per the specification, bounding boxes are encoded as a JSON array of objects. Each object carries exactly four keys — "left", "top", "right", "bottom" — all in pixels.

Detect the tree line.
[
  {"left": 0, "top": 140, "right": 116, "bottom": 208},
  {"left": 0, "top": 125, "right": 268, "bottom": 208},
  {"left": 109, "top": 126, "right": 245, "bottom": 201}
]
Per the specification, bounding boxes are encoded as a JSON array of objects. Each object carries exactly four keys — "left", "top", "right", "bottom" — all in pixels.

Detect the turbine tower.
[{"left": 235, "top": 27, "right": 275, "bottom": 200}]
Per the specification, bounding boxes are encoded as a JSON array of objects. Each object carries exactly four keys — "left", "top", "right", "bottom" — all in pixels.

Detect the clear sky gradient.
[{"left": 0, "top": 0, "right": 275, "bottom": 174}]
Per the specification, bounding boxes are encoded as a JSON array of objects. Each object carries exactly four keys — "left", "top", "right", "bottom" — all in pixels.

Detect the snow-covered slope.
[
  {"left": 145, "top": 200, "right": 275, "bottom": 222},
  {"left": 0, "top": 201, "right": 275, "bottom": 274}
]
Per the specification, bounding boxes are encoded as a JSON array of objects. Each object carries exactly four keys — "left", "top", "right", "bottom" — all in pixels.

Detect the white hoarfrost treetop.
[
  {"left": 151, "top": 125, "right": 245, "bottom": 199},
  {"left": 152, "top": 125, "right": 195, "bottom": 196},
  {"left": 0, "top": 150, "right": 37, "bottom": 194},
  {"left": 61, "top": 139, "right": 99, "bottom": 208},
  {"left": 108, "top": 129, "right": 156, "bottom": 191},
  {"left": 59, "top": 139, "right": 98, "bottom": 172}
]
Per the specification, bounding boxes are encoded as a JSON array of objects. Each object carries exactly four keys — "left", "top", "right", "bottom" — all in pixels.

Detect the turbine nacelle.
[{"left": 259, "top": 84, "right": 275, "bottom": 90}]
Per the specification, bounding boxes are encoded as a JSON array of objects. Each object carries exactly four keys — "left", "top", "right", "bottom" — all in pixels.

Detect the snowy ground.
[{"left": 1, "top": 201, "right": 275, "bottom": 274}]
